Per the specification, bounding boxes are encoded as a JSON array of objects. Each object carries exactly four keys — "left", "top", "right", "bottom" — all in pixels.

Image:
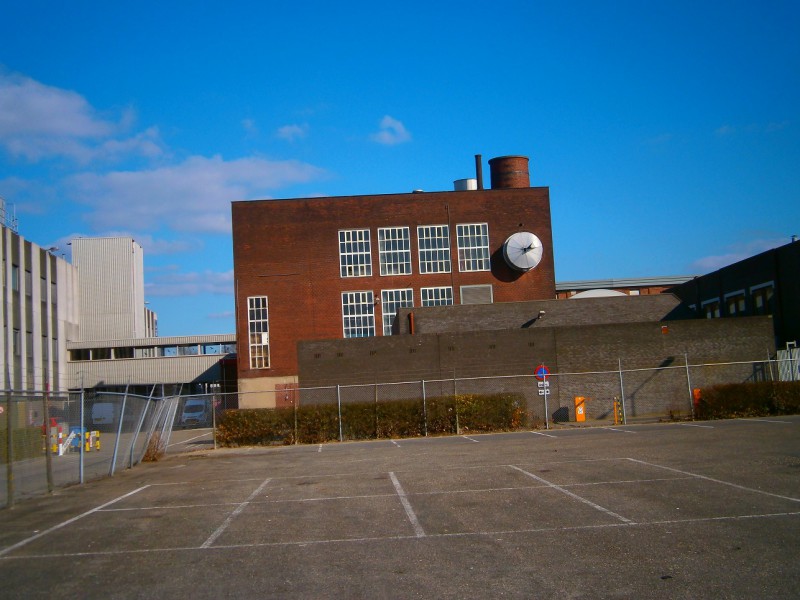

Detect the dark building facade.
[
  {"left": 669, "top": 239, "right": 800, "bottom": 347},
  {"left": 231, "top": 156, "right": 556, "bottom": 407}
]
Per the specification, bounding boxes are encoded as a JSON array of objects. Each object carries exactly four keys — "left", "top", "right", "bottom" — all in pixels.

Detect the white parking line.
[
  {"left": 390, "top": 440, "right": 401, "bottom": 447},
  {"left": 530, "top": 431, "right": 557, "bottom": 438},
  {"left": 509, "top": 465, "right": 634, "bottom": 523},
  {"left": 0, "top": 485, "right": 151, "bottom": 558},
  {"left": 743, "top": 419, "right": 794, "bottom": 424},
  {"left": 5, "top": 511, "right": 800, "bottom": 560},
  {"left": 678, "top": 423, "right": 714, "bottom": 429},
  {"left": 462, "top": 436, "right": 479, "bottom": 443},
  {"left": 625, "top": 458, "right": 800, "bottom": 503},
  {"left": 605, "top": 428, "right": 636, "bottom": 434},
  {"left": 201, "top": 477, "right": 272, "bottom": 548},
  {"left": 389, "top": 472, "right": 425, "bottom": 538},
  {"left": 167, "top": 431, "right": 212, "bottom": 448}
]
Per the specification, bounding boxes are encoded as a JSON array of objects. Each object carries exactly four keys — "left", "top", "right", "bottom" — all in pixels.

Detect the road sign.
[
  {"left": 537, "top": 381, "right": 550, "bottom": 388},
  {"left": 534, "top": 364, "right": 550, "bottom": 381}
]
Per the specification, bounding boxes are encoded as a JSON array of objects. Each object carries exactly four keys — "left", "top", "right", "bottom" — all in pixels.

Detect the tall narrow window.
[
  {"left": 342, "top": 291, "right": 375, "bottom": 338},
  {"left": 11, "top": 265, "right": 19, "bottom": 291},
  {"left": 421, "top": 286, "right": 453, "bottom": 306},
  {"left": 339, "top": 229, "right": 372, "bottom": 277},
  {"left": 417, "top": 225, "right": 451, "bottom": 273},
  {"left": 725, "top": 291, "right": 746, "bottom": 316},
  {"left": 378, "top": 227, "right": 411, "bottom": 275},
  {"left": 751, "top": 283, "right": 774, "bottom": 316},
  {"left": 248, "top": 296, "right": 270, "bottom": 369},
  {"left": 702, "top": 299, "right": 720, "bottom": 319},
  {"left": 381, "top": 289, "right": 413, "bottom": 335},
  {"left": 456, "top": 223, "right": 490, "bottom": 271}
]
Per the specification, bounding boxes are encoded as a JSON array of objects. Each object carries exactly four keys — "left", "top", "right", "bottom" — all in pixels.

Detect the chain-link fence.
[
  {"left": 4, "top": 354, "right": 797, "bottom": 507},
  {"left": 223, "top": 355, "right": 798, "bottom": 443},
  {"left": 0, "top": 389, "right": 221, "bottom": 508}
]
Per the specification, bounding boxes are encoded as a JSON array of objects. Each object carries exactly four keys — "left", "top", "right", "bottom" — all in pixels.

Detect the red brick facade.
[{"left": 231, "top": 185, "right": 555, "bottom": 386}]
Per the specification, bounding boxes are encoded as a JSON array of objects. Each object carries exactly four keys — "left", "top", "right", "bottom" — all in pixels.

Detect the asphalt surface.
[{"left": 1, "top": 417, "right": 798, "bottom": 599}]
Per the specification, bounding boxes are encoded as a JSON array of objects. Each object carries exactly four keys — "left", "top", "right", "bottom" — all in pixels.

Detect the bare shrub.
[{"left": 142, "top": 433, "right": 166, "bottom": 462}]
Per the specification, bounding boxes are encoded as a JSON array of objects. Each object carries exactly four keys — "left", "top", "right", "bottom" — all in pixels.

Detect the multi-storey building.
[
  {"left": 231, "top": 155, "right": 556, "bottom": 406},
  {"left": 71, "top": 237, "right": 157, "bottom": 340},
  {"left": 1, "top": 199, "right": 79, "bottom": 392}
]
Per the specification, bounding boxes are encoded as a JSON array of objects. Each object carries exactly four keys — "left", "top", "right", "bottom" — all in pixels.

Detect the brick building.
[{"left": 231, "top": 155, "right": 556, "bottom": 406}]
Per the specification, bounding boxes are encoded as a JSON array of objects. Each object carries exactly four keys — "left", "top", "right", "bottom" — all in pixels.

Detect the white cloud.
[
  {"left": 689, "top": 237, "right": 788, "bottom": 273},
  {"left": 276, "top": 123, "right": 308, "bottom": 142},
  {"left": 146, "top": 269, "right": 233, "bottom": 296},
  {"left": 0, "top": 70, "right": 163, "bottom": 162},
  {"left": 65, "top": 154, "right": 327, "bottom": 233},
  {"left": 370, "top": 115, "right": 411, "bottom": 145},
  {"left": 208, "top": 310, "right": 235, "bottom": 320},
  {"left": 242, "top": 118, "right": 258, "bottom": 135},
  {"left": 715, "top": 122, "right": 791, "bottom": 137}
]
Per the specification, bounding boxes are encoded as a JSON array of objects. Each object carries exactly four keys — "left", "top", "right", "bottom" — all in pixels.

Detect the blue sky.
[{"left": 1, "top": 1, "right": 798, "bottom": 337}]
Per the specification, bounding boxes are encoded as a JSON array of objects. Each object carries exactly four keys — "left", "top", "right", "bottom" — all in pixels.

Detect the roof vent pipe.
[{"left": 475, "top": 155, "right": 484, "bottom": 190}]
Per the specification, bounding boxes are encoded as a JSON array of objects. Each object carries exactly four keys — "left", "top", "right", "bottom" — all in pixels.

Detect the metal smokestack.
[{"left": 475, "top": 154, "right": 484, "bottom": 190}]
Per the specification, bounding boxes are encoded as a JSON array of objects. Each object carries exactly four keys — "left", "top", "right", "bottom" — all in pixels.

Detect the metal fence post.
[
  {"left": 129, "top": 387, "right": 154, "bottom": 468},
  {"left": 422, "top": 380, "right": 428, "bottom": 437},
  {"left": 337, "top": 385, "right": 343, "bottom": 442},
  {"left": 6, "top": 391, "right": 13, "bottom": 508},
  {"left": 43, "top": 392, "right": 54, "bottom": 493},
  {"left": 618, "top": 358, "right": 628, "bottom": 425},
  {"left": 684, "top": 353, "right": 695, "bottom": 419},
  {"left": 79, "top": 387, "right": 85, "bottom": 484},
  {"left": 293, "top": 398, "right": 298, "bottom": 445},
  {"left": 110, "top": 389, "right": 128, "bottom": 476},
  {"left": 374, "top": 382, "right": 379, "bottom": 438}
]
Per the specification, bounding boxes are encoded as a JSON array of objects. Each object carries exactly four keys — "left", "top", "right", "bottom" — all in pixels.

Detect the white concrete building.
[{"left": 1, "top": 201, "right": 79, "bottom": 392}]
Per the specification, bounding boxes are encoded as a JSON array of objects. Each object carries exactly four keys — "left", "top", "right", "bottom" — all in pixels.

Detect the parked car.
[{"left": 180, "top": 398, "right": 209, "bottom": 428}]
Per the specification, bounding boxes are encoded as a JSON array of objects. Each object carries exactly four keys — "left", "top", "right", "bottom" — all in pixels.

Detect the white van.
[{"left": 180, "top": 398, "right": 209, "bottom": 428}]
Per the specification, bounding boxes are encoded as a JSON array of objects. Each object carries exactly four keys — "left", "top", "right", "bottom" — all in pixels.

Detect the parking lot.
[{"left": 1, "top": 417, "right": 798, "bottom": 599}]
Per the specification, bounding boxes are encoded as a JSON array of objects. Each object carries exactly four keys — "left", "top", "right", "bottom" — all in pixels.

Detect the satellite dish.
[{"left": 503, "top": 232, "right": 543, "bottom": 272}]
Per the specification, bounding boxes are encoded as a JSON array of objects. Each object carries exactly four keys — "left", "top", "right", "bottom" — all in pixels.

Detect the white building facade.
[{"left": 1, "top": 211, "right": 80, "bottom": 392}]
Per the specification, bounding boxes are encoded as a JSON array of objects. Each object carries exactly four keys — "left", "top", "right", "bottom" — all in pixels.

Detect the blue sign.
[{"left": 535, "top": 364, "right": 550, "bottom": 381}]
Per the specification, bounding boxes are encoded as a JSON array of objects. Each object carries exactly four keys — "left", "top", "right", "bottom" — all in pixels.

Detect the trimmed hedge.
[
  {"left": 216, "top": 393, "right": 528, "bottom": 447},
  {"left": 695, "top": 381, "right": 800, "bottom": 419}
]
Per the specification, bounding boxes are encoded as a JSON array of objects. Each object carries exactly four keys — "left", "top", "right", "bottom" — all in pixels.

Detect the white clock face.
[{"left": 503, "top": 232, "right": 543, "bottom": 272}]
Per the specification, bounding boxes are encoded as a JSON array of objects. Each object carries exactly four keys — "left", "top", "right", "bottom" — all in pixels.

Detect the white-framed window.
[
  {"left": 247, "top": 296, "right": 270, "bottom": 369},
  {"left": 724, "top": 290, "right": 746, "bottom": 316},
  {"left": 339, "top": 229, "right": 372, "bottom": 277},
  {"left": 751, "top": 282, "right": 774, "bottom": 316},
  {"left": 381, "top": 289, "right": 413, "bottom": 335},
  {"left": 417, "top": 225, "right": 451, "bottom": 273},
  {"left": 701, "top": 298, "right": 720, "bottom": 319},
  {"left": 421, "top": 286, "right": 453, "bottom": 306},
  {"left": 342, "top": 291, "right": 376, "bottom": 338},
  {"left": 378, "top": 227, "right": 412, "bottom": 276},
  {"left": 456, "top": 223, "right": 490, "bottom": 271}
]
